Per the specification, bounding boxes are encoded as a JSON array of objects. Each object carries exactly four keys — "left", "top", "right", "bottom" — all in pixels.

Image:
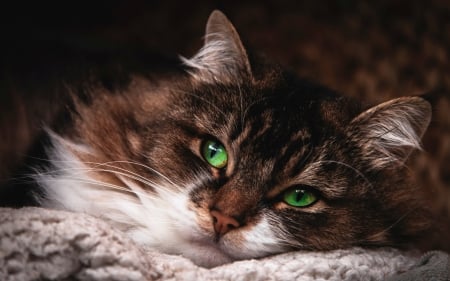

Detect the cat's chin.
[{"left": 181, "top": 240, "right": 234, "bottom": 268}]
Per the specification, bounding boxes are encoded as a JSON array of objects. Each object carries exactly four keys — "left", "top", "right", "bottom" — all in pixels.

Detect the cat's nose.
[{"left": 210, "top": 209, "right": 241, "bottom": 236}]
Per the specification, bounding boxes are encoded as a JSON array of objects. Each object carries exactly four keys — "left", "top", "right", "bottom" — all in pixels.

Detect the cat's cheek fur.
[
  {"left": 36, "top": 134, "right": 283, "bottom": 267},
  {"left": 218, "top": 215, "right": 287, "bottom": 260},
  {"left": 32, "top": 136, "right": 209, "bottom": 260}
]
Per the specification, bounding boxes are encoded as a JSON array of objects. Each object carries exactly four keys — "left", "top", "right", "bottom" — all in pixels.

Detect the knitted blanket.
[{"left": 0, "top": 207, "right": 447, "bottom": 281}]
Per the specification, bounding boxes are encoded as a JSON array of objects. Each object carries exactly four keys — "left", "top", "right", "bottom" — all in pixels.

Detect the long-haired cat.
[{"left": 0, "top": 11, "right": 438, "bottom": 267}]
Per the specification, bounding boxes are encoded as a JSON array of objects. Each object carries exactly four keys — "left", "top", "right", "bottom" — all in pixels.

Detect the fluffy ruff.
[{"left": 0, "top": 207, "right": 428, "bottom": 281}]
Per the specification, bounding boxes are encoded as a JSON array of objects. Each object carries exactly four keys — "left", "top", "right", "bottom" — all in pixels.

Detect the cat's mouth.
[{"left": 184, "top": 238, "right": 234, "bottom": 267}]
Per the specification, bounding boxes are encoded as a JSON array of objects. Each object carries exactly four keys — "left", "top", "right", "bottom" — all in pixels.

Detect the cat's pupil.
[
  {"left": 209, "top": 144, "right": 218, "bottom": 158},
  {"left": 295, "top": 190, "right": 305, "bottom": 202}
]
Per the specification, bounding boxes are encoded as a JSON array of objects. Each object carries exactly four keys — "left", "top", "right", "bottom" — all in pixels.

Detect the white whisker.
[
  {"left": 31, "top": 156, "right": 180, "bottom": 188},
  {"left": 356, "top": 208, "right": 417, "bottom": 246},
  {"left": 174, "top": 89, "right": 229, "bottom": 120},
  {"left": 38, "top": 165, "right": 160, "bottom": 191},
  {"left": 40, "top": 176, "right": 156, "bottom": 201},
  {"left": 102, "top": 160, "right": 180, "bottom": 187},
  {"left": 311, "top": 160, "right": 375, "bottom": 193},
  {"left": 242, "top": 96, "right": 270, "bottom": 123}
]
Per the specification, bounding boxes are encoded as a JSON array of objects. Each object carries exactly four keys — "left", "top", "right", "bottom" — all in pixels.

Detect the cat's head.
[{"left": 37, "top": 11, "right": 432, "bottom": 267}]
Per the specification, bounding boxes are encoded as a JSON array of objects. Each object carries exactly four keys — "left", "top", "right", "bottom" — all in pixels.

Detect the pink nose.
[{"left": 210, "top": 209, "right": 241, "bottom": 236}]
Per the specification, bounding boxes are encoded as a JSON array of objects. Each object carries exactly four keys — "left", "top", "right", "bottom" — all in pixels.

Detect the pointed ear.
[
  {"left": 181, "top": 10, "right": 252, "bottom": 83},
  {"left": 348, "top": 97, "right": 431, "bottom": 169}
]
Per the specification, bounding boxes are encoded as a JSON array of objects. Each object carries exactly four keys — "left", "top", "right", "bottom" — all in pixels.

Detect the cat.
[{"left": 0, "top": 10, "right": 436, "bottom": 267}]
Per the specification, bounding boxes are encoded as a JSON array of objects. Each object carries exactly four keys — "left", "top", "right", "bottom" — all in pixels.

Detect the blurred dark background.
[{"left": 1, "top": 1, "right": 449, "bottom": 212}]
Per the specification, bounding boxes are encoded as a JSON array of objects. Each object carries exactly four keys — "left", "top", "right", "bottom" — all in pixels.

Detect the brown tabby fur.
[{"left": 0, "top": 9, "right": 447, "bottom": 264}]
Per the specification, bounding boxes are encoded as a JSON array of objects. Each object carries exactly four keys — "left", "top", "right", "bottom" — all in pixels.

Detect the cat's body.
[{"left": 0, "top": 11, "right": 439, "bottom": 267}]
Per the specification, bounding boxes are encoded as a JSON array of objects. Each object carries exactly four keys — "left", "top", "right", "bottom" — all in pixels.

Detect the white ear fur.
[
  {"left": 181, "top": 10, "right": 252, "bottom": 83},
  {"left": 348, "top": 97, "right": 431, "bottom": 169}
]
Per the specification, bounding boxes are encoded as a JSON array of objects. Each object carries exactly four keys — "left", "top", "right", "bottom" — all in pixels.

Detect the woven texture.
[{"left": 0, "top": 207, "right": 419, "bottom": 281}]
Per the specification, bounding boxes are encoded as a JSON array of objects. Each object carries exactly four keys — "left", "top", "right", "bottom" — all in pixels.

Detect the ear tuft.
[
  {"left": 348, "top": 97, "right": 431, "bottom": 169},
  {"left": 181, "top": 10, "right": 252, "bottom": 84}
]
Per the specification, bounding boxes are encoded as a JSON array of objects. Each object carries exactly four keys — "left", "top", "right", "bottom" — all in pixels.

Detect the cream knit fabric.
[{"left": 0, "top": 208, "right": 418, "bottom": 281}]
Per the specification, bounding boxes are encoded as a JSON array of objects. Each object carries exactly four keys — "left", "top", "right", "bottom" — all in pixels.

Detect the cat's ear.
[
  {"left": 181, "top": 10, "right": 252, "bottom": 83},
  {"left": 348, "top": 97, "right": 431, "bottom": 169}
]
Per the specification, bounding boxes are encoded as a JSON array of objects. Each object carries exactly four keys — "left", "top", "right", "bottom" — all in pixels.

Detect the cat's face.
[{"left": 36, "top": 11, "right": 431, "bottom": 267}]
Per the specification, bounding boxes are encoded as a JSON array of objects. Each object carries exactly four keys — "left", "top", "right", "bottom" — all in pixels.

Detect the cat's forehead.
[{"left": 183, "top": 79, "right": 348, "bottom": 140}]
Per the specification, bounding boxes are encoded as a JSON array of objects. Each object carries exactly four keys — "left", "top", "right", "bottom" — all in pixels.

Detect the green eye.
[
  {"left": 283, "top": 187, "right": 318, "bottom": 207},
  {"left": 202, "top": 140, "right": 228, "bottom": 168}
]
